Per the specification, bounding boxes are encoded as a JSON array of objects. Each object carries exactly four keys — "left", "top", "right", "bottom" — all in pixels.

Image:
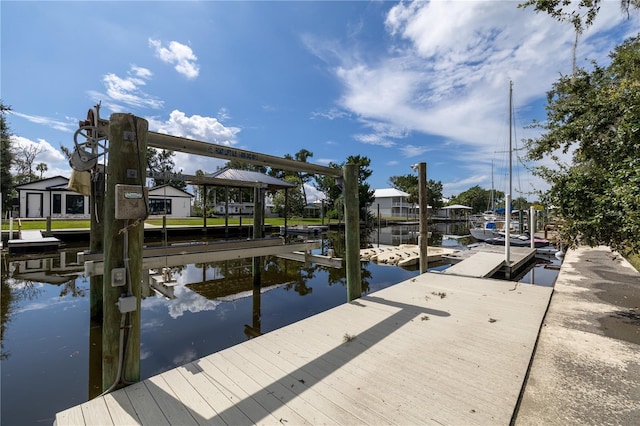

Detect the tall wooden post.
[
  {"left": 343, "top": 163, "right": 361, "bottom": 301},
  {"left": 102, "top": 113, "right": 147, "bottom": 390},
  {"left": 418, "top": 162, "right": 429, "bottom": 274},
  {"left": 89, "top": 169, "right": 105, "bottom": 398}
]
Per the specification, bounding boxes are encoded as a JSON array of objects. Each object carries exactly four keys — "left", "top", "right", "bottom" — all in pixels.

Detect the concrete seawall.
[{"left": 515, "top": 246, "right": 640, "bottom": 425}]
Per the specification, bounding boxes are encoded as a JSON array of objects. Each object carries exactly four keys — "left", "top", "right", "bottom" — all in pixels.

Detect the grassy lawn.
[{"left": 2, "top": 216, "right": 328, "bottom": 230}]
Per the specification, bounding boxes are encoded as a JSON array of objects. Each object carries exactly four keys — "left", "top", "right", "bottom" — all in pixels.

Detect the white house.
[
  {"left": 16, "top": 176, "right": 90, "bottom": 218},
  {"left": 147, "top": 185, "right": 193, "bottom": 217},
  {"left": 369, "top": 188, "right": 415, "bottom": 218},
  {"left": 15, "top": 176, "right": 193, "bottom": 218}
]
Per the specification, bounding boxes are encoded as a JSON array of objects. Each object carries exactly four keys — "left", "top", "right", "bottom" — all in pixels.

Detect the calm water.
[{"left": 1, "top": 227, "right": 560, "bottom": 425}]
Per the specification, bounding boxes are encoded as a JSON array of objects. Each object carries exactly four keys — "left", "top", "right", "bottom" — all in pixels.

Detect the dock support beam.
[
  {"left": 343, "top": 163, "right": 361, "bottom": 301},
  {"left": 102, "top": 113, "right": 147, "bottom": 391},
  {"left": 418, "top": 162, "right": 429, "bottom": 274}
]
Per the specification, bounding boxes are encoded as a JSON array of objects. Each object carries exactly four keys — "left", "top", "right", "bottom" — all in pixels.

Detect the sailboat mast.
[{"left": 509, "top": 80, "right": 513, "bottom": 199}]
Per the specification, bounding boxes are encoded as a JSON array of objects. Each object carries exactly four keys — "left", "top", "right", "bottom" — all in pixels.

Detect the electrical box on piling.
[{"left": 115, "top": 184, "right": 148, "bottom": 220}]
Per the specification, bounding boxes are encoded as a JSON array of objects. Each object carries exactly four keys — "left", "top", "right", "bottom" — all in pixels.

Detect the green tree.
[
  {"left": 36, "top": 162, "right": 48, "bottom": 179},
  {"left": 1, "top": 101, "right": 15, "bottom": 216},
  {"left": 314, "top": 155, "right": 375, "bottom": 223},
  {"left": 12, "top": 143, "right": 43, "bottom": 184},
  {"left": 525, "top": 36, "right": 640, "bottom": 253},
  {"left": 271, "top": 175, "right": 306, "bottom": 218},
  {"left": 451, "top": 185, "right": 505, "bottom": 214},
  {"left": 389, "top": 173, "right": 445, "bottom": 210},
  {"left": 147, "top": 148, "right": 187, "bottom": 190}
]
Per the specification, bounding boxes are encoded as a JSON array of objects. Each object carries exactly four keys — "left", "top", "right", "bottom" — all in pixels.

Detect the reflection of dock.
[
  {"left": 56, "top": 271, "right": 552, "bottom": 425},
  {"left": 80, "top": 238, "right": 321, "bottom": 276},
  {"left": 7, "top": 230, "right": 61, "bottom": 254},
  {"left": 442, "top": 245, "right": 536, "bottom": 278}
]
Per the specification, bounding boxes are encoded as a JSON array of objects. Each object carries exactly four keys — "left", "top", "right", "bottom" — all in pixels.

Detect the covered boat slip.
[{"left": 56, "top": 272, "right": 553, "bottom": 425}]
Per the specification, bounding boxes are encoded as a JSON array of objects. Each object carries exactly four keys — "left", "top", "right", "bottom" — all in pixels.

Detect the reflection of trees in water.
[
  {"left": 58, "top": 277, "right": 87, "bottom": 298},
  {"left": 1, "top": 276, "right": 44, "bottom": 361}
]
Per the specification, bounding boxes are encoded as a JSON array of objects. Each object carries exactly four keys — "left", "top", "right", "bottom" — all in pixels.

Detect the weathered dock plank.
[{"left": 56, "top": 272, "right": 552, "bottom": 426}]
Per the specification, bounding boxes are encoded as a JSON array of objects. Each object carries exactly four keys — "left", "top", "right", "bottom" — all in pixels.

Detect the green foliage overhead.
[
  {"left": 519, "top": 0, "right": 639, "bottom": 33},
  {"left": 1, "top": 101, "right": 15, "bottom": 214},
  {"left": 525, "top": 35, "right": 640, "bottom": 254}
]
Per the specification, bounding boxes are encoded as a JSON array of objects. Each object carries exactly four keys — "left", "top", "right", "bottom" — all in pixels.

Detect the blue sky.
[{"left": 2, "top": 1, "right": 638, "bottom": 201}]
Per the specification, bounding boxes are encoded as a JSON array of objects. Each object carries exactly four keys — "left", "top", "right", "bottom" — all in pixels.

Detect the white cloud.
[
  {"left": 88, "top": 65, "right": 163, "bottom": 111},
  {"left": 149, "top": 38, "right": 200, "bottom": 79},
  {"left": 307, "top": 0, "right": 634, "bottom": 167},
  {"left": 10, "top": 111, "right": 76, "bottom": 133},
  {"left": 148, "top": 109, "right": 241, "bottom": 145},
  {"left": 146, "top": 110, "right": 242, "bottom": 175},
  {"left": 311, "top": 108, "right": 351, "bottom": 120},
  {"left": 10, "top": 135, "right": 67, "bottom": 177},
  {"left": 399, "top": 144, "right": 429, "bottom": 158}
]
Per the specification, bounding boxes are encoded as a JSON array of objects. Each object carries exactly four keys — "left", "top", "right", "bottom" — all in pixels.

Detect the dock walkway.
[
  {"left": 56, "top": 273, "right": 552, "bottom": 425},
  {"left": 7, "top": 229, "right": 61, "bottom": 253},
  {"left": 515, "top": 246, "right": 640, "bottom": 424}
]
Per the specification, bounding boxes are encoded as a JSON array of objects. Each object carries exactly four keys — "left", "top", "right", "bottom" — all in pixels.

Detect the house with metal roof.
[{"left": 369, "top": 188, "right": 415, "bottom": 218}]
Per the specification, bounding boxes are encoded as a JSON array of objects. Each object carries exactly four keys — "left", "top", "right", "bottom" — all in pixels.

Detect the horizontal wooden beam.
[{"left": 147, "top": 132, "right": 342, "bottom": 177}]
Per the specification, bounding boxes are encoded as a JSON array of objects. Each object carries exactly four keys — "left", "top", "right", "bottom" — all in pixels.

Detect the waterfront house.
[
  {"left": 15, "top": 176, "right": 193, "bottom": 219},
  {"left": 369, "top": 188, "right": 415, "bottom": 218}
]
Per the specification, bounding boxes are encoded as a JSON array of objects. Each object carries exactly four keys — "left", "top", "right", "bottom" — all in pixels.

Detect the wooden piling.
[
  {"left": 418, "top": 162, "right": 428, "bottom": 274},
  {"left": 89, "top": 169, "right": 105, "bottom": 398},
  {"left": 343, "top": 163, "right": 361, "bottom": 301},
  {"left": 102, "top": 113, "right": 147, "bottom": 390}
]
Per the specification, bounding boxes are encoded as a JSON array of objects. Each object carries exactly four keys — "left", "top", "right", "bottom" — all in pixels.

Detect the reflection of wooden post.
[
  {"left": 102, "top": 113, "right": 147, "bottom": 390},
  {"left": 89, "top": 169, "right": 105, "bottom": 398},
  {"left": 418, "top": 163, "right": 428, "bottom": 274},
  {"left": 202, "top": 185, "right": 207, "bottom": 236},
  {"left": 343, "top": 164, "right": 361, "bottom": 301}
]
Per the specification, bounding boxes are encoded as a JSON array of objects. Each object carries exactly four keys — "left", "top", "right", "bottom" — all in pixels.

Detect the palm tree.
[{"left": 36, "top": 162, "right": 48, "bottom": 179}]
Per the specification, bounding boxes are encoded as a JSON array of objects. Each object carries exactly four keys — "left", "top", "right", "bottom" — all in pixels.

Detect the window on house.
[
  {"left": 66, "top": 194, "right": 84, "bottom": 214},
  {"left": 53, "top": 194, "right": 62, "bottom": 214},
  {"left": 149, "top": 198, "right": 171, "bottom": 214}
]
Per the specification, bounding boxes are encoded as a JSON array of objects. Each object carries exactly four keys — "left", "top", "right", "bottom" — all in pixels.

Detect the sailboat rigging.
[{"left": 469, "top": 81, "right": 549, "bottom": 248}]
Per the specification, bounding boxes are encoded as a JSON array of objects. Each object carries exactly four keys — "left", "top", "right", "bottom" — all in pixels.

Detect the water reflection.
[{"left": 0, "top": 226, "right": 558, "bottom": 425}]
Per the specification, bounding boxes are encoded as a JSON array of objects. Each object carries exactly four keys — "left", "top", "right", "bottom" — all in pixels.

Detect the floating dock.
[
  {"left": 443, "top": 251, "right": 507, "bottom": 278},
  {"left": 56, "top": 272, "right": 553, "bottom": 425},
  {"left": 7, "top": 230, "right": 61, "bottom": 253},
  {"left": 360, "top": 244, "right": 459, "bottom": 267},
  {"left": 442, "top": 244, "right": 536, "bottom": 277}
]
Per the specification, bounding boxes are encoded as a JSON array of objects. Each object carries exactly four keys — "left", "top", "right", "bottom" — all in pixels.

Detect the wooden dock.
[
  {"left": 56, "top": 272, "right": 553, "bottom": 425},
  {"left": 443, "top": 251, "right": 506, "bottom": 278},
  {"left": 442, "top": 244, "right": 536, "bottom": 277},
  {"left": 7, "top": 229, "right": 61, "bottom": 253}
]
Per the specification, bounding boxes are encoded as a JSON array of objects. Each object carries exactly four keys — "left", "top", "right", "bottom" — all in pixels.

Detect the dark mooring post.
[
  {"left": 343, "top": 163, "right": 361, "bottom": 301},
  {"left": 252, "top": 188, "right": 265, "bottom": 286},
  {"left": 102, "top": 113, "right": 148, "bottom": 391},
  {"left": 418, "top": 162, "right": 429, "bottom": 274},
  {"left": 89, "top": 168, "right": 105, "bottom": 398}
]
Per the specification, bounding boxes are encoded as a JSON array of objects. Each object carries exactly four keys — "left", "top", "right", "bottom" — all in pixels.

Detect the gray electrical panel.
[{"left": 115, "top": 184, "right": 149, "bottom": 219}]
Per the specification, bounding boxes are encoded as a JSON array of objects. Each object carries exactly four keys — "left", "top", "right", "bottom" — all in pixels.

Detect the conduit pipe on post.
[{"left": 343, "top": 163, "right": 361, "bottom": 302}]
